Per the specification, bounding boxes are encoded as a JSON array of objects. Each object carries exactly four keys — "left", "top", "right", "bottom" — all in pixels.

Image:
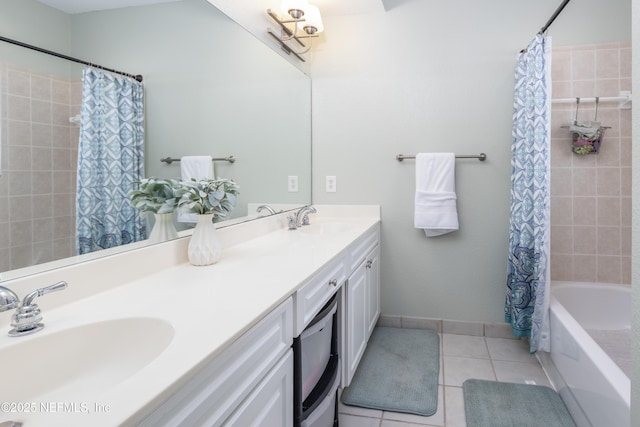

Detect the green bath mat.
[
  {"left": 463, "top": 379, "right": 576, "bottom": 427},
  {"left": 341, "top": 326, "right": 440, "bottom": 416}
]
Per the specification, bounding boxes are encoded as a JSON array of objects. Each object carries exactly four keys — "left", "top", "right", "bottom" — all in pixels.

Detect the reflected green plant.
[{"left": 128, "top": 177, "right": 180, "bottom": 214}]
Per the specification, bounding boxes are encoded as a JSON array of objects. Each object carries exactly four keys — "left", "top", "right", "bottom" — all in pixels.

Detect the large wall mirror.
[{"left": 0, "top": 0, "right": 311, "bottom": 279}]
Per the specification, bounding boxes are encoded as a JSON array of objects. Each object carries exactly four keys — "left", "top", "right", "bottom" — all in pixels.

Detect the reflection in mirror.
[{"left": 0, "top": 0, "right": 311, "bottom": 277}]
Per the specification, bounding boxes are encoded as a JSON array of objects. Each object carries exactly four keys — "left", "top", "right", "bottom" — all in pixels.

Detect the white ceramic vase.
[
  {"left": 188, "top": 213, "right": 222, "bottom": 266},
  {"left": 148, "top": 212, "right": 178, "bottom": 244}
]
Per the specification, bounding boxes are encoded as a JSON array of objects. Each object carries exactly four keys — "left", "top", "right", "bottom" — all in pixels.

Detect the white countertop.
[{"left": 0, "top": 205, "right": 380, "bottom": 426}]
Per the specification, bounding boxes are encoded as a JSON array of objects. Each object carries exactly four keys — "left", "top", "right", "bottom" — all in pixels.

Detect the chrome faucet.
[
  {"left": 295, "top": 205, "right": 317, "bottom": 228},
  {"left": 9, "top": 281, "right": 68, "bottom": 337},
  {"left": 0, "top": 286, "right": 19, "bottom": 312},
  {"left": 256, "top": 204, "right": 277, "bottom": 216}
]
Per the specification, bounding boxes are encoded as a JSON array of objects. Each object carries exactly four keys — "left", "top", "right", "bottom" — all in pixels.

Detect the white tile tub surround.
[
  {"left": 550, "top": 42, "right": 632, "bottom": 285},
  {"left": 0, "top": 204, "right": 380, "bottom": 426}
]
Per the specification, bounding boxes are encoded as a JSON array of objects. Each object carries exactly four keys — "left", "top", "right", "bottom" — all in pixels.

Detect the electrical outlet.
[
  {"left": 288, "top": 175, "right": 299, "bottom": 192},
  {"left": 326, "top": 176, "right": 336, "bottom": 193}
]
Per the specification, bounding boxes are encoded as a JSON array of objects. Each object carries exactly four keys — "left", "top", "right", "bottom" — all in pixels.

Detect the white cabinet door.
[
  {"left": 366, "top": 245, "right": 380, "bottom": 338},
  {"left": 345, "top": 244, "right": 380, "bottom": 386},
  {"left": 345, "top": 261, "right": 367, "bottom": 386},
  {"left": 223, "top": 349, "right": 293, "bottom": 427}
]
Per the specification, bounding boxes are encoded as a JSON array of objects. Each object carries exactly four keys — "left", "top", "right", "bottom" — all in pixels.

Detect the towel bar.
[
  {"left": 161, "top": 156, "right": 236, "bottom": 165},
  {"left": 396, "top": 153, "right": 486, "bottom": 162}
]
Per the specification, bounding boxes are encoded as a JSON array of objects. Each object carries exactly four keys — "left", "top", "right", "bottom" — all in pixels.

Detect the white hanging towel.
[
  {"left": 414, "top": 153, "right": 459, "bottom": 237},
  {"left": 178, "top": 155, "right": 214, "bottom": 223}
]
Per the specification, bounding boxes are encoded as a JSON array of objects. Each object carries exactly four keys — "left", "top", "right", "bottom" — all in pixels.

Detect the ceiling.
[
  {"left": 36, "top": 0, "right": 387, "bottom": 15},
  {"left": 35, "top": 0, "right": 181, "bottom": 14}
]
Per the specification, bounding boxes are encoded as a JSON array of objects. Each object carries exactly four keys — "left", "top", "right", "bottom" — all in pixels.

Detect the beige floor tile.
[
  {"left": 442, "top": 334, "right": 490, "bottom": 359},
  {"left": 483, "top": 322, "right": 514, "bottom": 339},
  {"left": 492, "top": 360, "right": 552, "bottom": 387},
  {"left": 382, "top": 385, "right": 444, "bottom": 426},
  {"left": 444, "top": 386, "right": 467, "bottom": 427},
  {"left": 339, "top": 399, "right": 384, "bottom": 419},
  {"left": 381, "top": 420, "right": 439, "bottom": 427},
  {"left": 485, "top": 337, "right": 537, "bottom": 363},
  {"left": 443, "top": 356, "right": 496, "bottom": 387},
  {"left": 442, "top": 320, "right": 484, "bottom": 336},
  {"left": 339, "top": 413, "right": 382, "bottom": 427},
  {"left": 338, "top": 333, "right": 554, "bottom": 426}
]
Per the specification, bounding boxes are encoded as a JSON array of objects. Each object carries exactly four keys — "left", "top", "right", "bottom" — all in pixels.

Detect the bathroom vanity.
[{"left": 0, "top": 205, "right": 380, "bottom": 426}]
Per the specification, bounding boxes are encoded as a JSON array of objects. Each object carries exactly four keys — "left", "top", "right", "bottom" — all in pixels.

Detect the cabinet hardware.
[
  {"left": 365, "top": 260, "right": 373, "bottom": 269},
  {"left": 329, "top": 279, "right": 338, "bottom": 287}
]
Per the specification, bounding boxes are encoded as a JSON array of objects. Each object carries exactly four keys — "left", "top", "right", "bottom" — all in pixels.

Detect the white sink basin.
[
  {"left": 297, "top": 222, "right": 355, "bottom": 236},
  {"left": 0, "top": 317, "right": 174, "bottom": 402}
]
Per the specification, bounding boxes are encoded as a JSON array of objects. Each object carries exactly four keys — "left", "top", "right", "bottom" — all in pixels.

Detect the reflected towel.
[
  {"left": 178, "top": 156, "right": 214, "bottom": 223},
  {"left": 180, "top": 155, "right": 213, "bottom": 181},
  {"left": 414, "top": 153, "right": 458, "bottom": 237}
]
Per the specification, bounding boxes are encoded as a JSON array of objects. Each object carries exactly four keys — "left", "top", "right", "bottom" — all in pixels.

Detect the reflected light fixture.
[{"left": 267, "top": 0, "right": 324, "bottom": 62}]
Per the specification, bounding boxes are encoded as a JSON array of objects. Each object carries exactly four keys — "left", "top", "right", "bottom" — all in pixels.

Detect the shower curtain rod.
[
  {"left": 538, "top": 0, "right": 571, "bottom": 34},
  {"left": 0, "top": 35, "right": 143, "bottom": 82},
  {"left": 520, "top": 0, "right": 571, "bottom": 52}
]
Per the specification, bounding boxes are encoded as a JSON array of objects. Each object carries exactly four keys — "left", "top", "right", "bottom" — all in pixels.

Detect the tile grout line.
[
  {"left": 440, "top": 332, "right": 447, "bottom": 427},
  {"left": 485, "top": 336, "right": 500, "bottom": 383}
]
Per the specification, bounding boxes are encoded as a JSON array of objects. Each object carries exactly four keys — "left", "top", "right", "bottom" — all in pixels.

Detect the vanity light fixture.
[{"left": 267, "top": 0, "right": 324, "bottom": 62}]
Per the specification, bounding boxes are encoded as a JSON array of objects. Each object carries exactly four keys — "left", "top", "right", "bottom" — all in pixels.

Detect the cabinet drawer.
[
  {"left": 294, "top": 255, "right": 345, "bottom": 336},
  {"left": 138, "top": 298, "right": 293, "bottom": 427},
  {"left": 223, "top": 349, "right": 293, "bottom": 427},
  {"left": 347, "top": 225, "right": 379, "bottom": 273}
]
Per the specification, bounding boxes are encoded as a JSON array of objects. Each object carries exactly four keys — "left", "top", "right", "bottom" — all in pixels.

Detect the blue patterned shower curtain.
[
  {"left": 505, "top": 34, "right": 552, "bottom": 354},
  {"left": 76, "top": 67, "right": 146, "bottom": 255}
]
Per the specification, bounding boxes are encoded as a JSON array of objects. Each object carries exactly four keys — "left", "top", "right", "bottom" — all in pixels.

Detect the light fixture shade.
[
  {"left": 302, "top": 4, "right": 323, "bottom": 34},
  {"left": 281, "top": 0, "right": 308, "bottom": 17}
]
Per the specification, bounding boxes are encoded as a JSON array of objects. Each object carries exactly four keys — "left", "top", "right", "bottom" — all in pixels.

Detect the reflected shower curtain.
[
  {"left": 76, "top": 67, "right": 146, "bottom": 255},
  {"left": 504, "top": 34, "right": 552, "bottom": 354}
]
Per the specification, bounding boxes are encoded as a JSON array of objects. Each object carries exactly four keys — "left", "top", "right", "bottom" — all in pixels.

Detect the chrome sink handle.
[
  {"left": 0, "top": 286, "right": 19, "bottom": 312},
  {"left": 9, "top": 281, "right": 68, "bottom": 337},
  {"left": 287, "top": 215, "right": 298, "bottom": 230},
  {"left": 21, "top": 281, "right": 67, "bottom": 306}
]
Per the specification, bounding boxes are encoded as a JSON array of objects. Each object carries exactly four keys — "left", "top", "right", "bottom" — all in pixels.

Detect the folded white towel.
[
  {"left": 178, "top": 156, "right": 214, "bottom": 223},
  {"left": 414, "top": 153, "right": 459, "bottom": 237},
  {"left": 180, "top": 155, "right": 213, "bottom": 181}
]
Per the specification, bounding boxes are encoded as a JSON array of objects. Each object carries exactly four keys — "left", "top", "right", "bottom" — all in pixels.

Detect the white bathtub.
[{"left": 537, "top": 281, "right": 631, "bottom": 427}]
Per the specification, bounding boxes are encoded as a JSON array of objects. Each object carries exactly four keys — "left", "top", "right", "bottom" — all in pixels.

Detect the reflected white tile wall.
[{"left": 0, "top": 63, "right": 79, "bottom": 271}]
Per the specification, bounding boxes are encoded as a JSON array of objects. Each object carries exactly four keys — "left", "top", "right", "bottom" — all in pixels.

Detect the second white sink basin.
[
  {"left": 297, "top": 222, "right": 355, "bottom": 236},
  {"left": 0, "top": 317, "right": 174, "bottom": 402}
]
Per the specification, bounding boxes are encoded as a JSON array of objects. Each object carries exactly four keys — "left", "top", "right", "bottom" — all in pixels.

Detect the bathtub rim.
[
  {"left": 552, "top": 280, "right": 631, "bottom": 297},
  {"left": 549, "top": 281, "right": 630, "bottom": 408}
]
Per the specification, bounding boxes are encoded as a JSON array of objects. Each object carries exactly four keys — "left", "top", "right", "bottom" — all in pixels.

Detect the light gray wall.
[
  {"left": 632, "top": 0, "right": 639, "bottom": 424},
  {"left": 0, "top": 0, "right": 313, "bottom": 225},
  {"left": 69, "top": 0, "right": 312, "bottom": 219},
  {"left": 311, "top": 0, "right": 631, "bottom": 323},
  {"left": 0, "top": 0, "right": 71, "bottom": 76}
]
